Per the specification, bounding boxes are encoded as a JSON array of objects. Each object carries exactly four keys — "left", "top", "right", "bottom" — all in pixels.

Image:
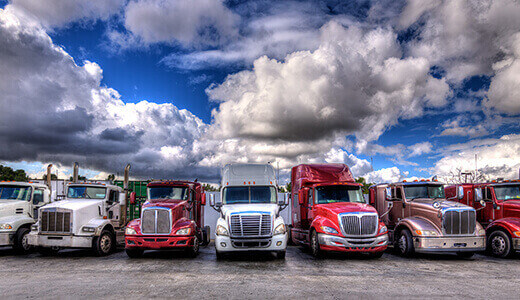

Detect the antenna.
[{"left": 475, "top": 154, "right": 478, "bottom": 182}]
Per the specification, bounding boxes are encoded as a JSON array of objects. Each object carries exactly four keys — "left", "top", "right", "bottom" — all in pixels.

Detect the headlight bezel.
[
  {"left": 125, "top": 227, "right": 137, "bottom": 235},
  {"left": 215, "top": 225, "right": 229, "bottom": 236},
  {"left": 274, "top": 223, "right": 287, "bottom": 235},
  {"left": 81, "top": 226, "right": 96, "bottom": 233},
  {"left": 320, "top": 225, "right": 338, "bottom": 235},
  {"left": 415, "top": 229, "right": 438, "bottom": 236},
  {"left": 379, "top": 225, "right": 388, "bottom": 234},
  {"left": 0, "top": 224, "right": 13, "bottom": 230},
  {"left": 175, "top": 227, "right": 191, "bottom": 235}
]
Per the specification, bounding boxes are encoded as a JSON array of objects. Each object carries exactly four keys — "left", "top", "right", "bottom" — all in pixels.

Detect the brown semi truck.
[{"left": 369, "top": 180, "right": 486, "bottom": 257}]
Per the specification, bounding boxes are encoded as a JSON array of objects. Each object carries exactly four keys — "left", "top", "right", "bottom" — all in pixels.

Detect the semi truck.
[
  {"left": 209, "top": 163, "right": 288, "bottom": 259},
  {"left": 28, "top": 164, "right": 132, "bottom": 256},
  {"left": 445, "top": 180, "right": 520, "bottom": 257},
  {"left": 369, "top": 180, "right": 486, "bottom": 257},
  {"left": 290, "top": 164, "right": 388, "bottom": 258},
  {"left": 124, "top": 180, "right": 210, "bottom": 258},
  {"left": 0, "top": 177, "right": 52, "bottom": 253}
]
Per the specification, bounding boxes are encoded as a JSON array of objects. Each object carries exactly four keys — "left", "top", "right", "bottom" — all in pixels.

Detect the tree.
[
  {"left": 42, "top": 174, "right": 58, "bottom": 180},
  {"left": 0, "top": 165, "right": 28, "bottom": 181},
  {"left": 202, "top": 183, "right": 219, "bottom": 192},
  {"left": 355, "top": 177, "right": 373, "bottom": 194},
  {"left": 69, "top": 175, "right": 87, "bottom": 181},
  {"left": 107, "top": 174, "right": 115, "bottom": 181}
]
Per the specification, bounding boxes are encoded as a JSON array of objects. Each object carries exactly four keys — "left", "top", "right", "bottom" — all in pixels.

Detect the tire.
[
  {"left": 125, "top": 248, "right": 144, "bottom": 258},
  {"left": 93, "top": 230, "right": 115, "bottom": 256},
  {"left": 456, "top": 252, "right": 474, "bottom": 259},
  {"left": 186, "top": 236, "right": 200, "bottom": 258},
  {"left": 395, "top": 229, "right": 415, "bottom": 257},
  {"left": 13, "top": 227, "right": 32, "bottom": 254},
  {"left": 487, "top": 230, "right": 513, "bottom": 258},
  {"left": 368, "top": 251, "right": 384, "bottom": 259},
  {"left": 202, "top": 226, "right": 210, "bottom": 246},
  {"left": 216, "top": 250, "right": 225, "bottom": 260},
  {"left": 276, "top": 251, "right": 286, "bottom": 259},
  {"left": 38, "top": 247, "right": 60, "bottom": 256},
  {"left": 310, "top": 230, "right": 322, "bottom": 258}
]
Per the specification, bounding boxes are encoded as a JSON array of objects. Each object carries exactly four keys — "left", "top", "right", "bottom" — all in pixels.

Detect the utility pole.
[{"left": 475, "top": 154, "right": 478, "bottom": 182}]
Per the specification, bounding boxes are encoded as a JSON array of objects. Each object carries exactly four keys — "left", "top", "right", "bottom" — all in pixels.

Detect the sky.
[{"left": 0, "top": 0, "right": 519, "bottom": 184}]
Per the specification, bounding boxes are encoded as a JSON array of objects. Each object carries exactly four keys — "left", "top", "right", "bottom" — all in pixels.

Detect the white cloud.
[
  {"left": 438, "top": 116, "right": 489, "bottom": 138},
  {"left": 364, "top": 167, "right": 409, "bottom": 184},
  {"left": 408, "top": 142, "right": 433, "bottom": 157}
]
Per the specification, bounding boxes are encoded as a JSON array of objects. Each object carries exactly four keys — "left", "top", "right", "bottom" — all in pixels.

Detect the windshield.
[
  {"left": 149, "top": 187, "right": 189, "bottom": 200},
  {"left": 0, "top": 185, "right": 32, "bottom": 201},
  {"left": 222, "top": 186, "right": 277, "bottom": 204},
  {"left": 404, "top": 185, "right": 445, "bottom": 200},
  {"left": 494, "top": 185, "right": 520, "bottom": 201},
  {"left": 315, "top": 185, "right": 365, "bottom": 204},
  {"left": 67, "top": 186, "right": 106, "bottom": 199}
]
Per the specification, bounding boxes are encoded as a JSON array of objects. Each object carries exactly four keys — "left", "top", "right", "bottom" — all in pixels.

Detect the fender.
[
  {"left": 0, "top": 215, "right": 35, "bottom": 231},
  {"left": 394, "top": 216, "right": 442, "bottom": 237},
  {"left": 172, "top": 217, "right": 196, "bottom": 235},
  {"left": 310, "top": 215, "right": 341, "bottom": 236},
  {"left": 82, "top": 218, "right": 113, "bottom": 236},
  {"left": 486, "top": 217, "right": 520, "bottom": 236}
]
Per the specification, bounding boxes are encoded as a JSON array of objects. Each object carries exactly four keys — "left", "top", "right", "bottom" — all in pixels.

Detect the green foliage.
[
  {"left": 69, "top": 175, "right": 87, "bottom": 181},
  {"left": 0, "top": 165, "right": 28, "bottom": 181},
  {"left": 355, "top": 177, "right": 374, "bottom": 194},
  {"left": 279, "top": 182, "right": 291, "bottom": 193},
  {"left": 42, "top": 174, "right": 58, "bottom": 180},
  {"left": 202, "top": 183, "right": 220, "bottom": 192}
]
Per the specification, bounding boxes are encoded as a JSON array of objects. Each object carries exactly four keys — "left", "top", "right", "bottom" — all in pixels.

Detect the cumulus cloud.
[
  {"left": 439, "top": 116, "right": 489, "bottom": 138},
  {"left": 365, "top": 167, "right": 409, "bottom": 184}
]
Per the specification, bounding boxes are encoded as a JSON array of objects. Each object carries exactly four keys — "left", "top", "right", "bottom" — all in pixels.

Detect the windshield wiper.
[{"left": 83, "top": 191, "right": 92, "bottom": 199}]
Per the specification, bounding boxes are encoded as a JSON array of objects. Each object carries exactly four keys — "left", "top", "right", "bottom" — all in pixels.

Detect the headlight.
[
  {"left": 175, "top": 228, "right": 191, "bottom": 235},
  {"left": 216, "top": 225, "right": 229, "bottom": 236},
  {"left": 415, "top": 230, "right": 438, "bottom": 236},
  {"left": 320, "top": 226, "right": 338, "bottom": 235},
  {"left": 478, "top": 228, "right": 487, "bottom": 236},
  {"left": 379, "top": 226, "right": 388, "bottom": 234},
  {"left": 0, "top": 224, "right": 12, "bottom": 230},
  {"left": 513, "top": 231, "right": 520, "bottom": 238},
  {"left": 31, "top": 224, "right": 38, "bottom": 231},
  {"left": 125, "top": 227, "right": 137, "bottom": 235},
  {"left": 82, "top": 226, "right": 96, "bottom": 233},
  {"left": 274, "top": 224, "right": 287, "bottom": 235}
]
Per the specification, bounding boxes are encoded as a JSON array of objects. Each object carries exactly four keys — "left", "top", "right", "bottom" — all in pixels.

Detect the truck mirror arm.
[{"left": 379, "top": 202, "right": 393, "bottom": 218}]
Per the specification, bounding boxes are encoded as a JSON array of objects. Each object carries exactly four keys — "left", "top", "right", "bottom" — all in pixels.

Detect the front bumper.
[
  {"left": 414, "top": 236, "right": 486, "bottom": 253},
  {"left": 513, "top": 238, "right": 520, "bottom": 250},
  {"left": 125, "top": 235, "right": 195, "bottom": 250},
  {"left": 0, "top": 232, "right": 13, "bottom": 246},
  {"left": 27, "top": 232, "right": 93, "bottom": 248},
  {"left": 215, "top": 232, "right": 287, "bottom": 252},
  {"left": 318, "top": 233, "right": 388, "bottom": 253}
]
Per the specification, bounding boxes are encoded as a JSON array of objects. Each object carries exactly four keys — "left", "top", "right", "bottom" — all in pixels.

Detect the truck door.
[
  {"left": 32, "top": 188, "right": 46, "bottom": 219},
  {"left": 301, "top": 188, "right": 313, "bottom": 231},
  {"left": 107, "top": 189, "right": 121, "bottom": 226},
  {"left": 388, "top": 186, "right": 404, "bottom": 228},
  {"left": 478, "top": 187, "right": 496, "bottom": 226}
]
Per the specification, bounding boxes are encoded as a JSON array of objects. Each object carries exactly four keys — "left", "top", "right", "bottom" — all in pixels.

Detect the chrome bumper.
[
  {"left": 414, "top": 236, "right": 486, "bottom": 253},
  {"left": 0, "top": 232, "right": 13, "bottom": 246},
  {"left": 27, "top": 232, "right": 93, "bottom": 249},
  {"left": 318, "top": 233, "right": 388, "bottom": 248},
  {"left": 215, "top": 233, "right": 287, "bottom": 252}
]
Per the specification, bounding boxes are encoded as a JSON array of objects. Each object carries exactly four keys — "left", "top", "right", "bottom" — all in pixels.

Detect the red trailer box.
[
  {"left": 124, "top": 181, "right": 210, "bottom": 258},
  {"left": 290, "top": 164, "right": 388, "bottom": 258},
  {"left": 446, "top": 180, "right": 520, "bottom": 257}
]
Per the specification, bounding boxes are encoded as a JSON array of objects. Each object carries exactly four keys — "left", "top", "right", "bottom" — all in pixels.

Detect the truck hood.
[
  {"left": 0, "top": 200, "right": 28, "bottom": 217},
  {"left": 315, "top": 202, "right": 377, "bottom": 215},
  {"left": 42, "top": 199, "right": 102, "bottom": 211},
  {"left": 221, "top": 203, "right": 279, "bottom": 217},
  {"left": 412, "top": 199, "right": 473, "bottom": 211}
]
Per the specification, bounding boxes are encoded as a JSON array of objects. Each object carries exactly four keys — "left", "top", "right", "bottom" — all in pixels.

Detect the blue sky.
[{"left": 0, "top": 0, "right": 519, "bottom": 183}]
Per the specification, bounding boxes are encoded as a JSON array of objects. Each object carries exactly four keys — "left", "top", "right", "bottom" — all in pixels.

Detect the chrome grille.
[
  {"left": 229, "top": 213, "right": 271, "bottom": 237},
  {"left": 340, "top": 213, "right": 378, "bottom": 236},
  {"left": 41, "top": 210, "right": 71, "bottom": 233},
  {"left": 141, "top": 208, "right": 171, "bottom": 234},
  {"left": 443, "top": 209, "right": 476, "bottom": 235}
]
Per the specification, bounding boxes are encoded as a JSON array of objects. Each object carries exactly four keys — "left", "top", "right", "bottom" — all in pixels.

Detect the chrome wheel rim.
[
  {"left": 100, "top": 235, "right": 112, "bottom": 253},
  {"left": 491, "top": 235, "right": 506, "bottom": 255},
  {"left": 21, "top": 233, "right": 30, "bottom": 251},
  {"left": 398, "top": 235, "right": 407, "bottom": 253}
]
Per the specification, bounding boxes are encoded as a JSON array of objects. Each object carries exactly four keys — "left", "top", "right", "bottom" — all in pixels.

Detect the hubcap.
[
  {"left": 100, "top": 235, "right": 112, "bottom": 253},
  {"left": 21, "top": 233, "right": 30, "bottom": 251},
  {"left": 491, "top": 236, "right": 506, "bottom": 255},
  {"left": 398, "top": 235, "right": 407, "bottom": 253}
]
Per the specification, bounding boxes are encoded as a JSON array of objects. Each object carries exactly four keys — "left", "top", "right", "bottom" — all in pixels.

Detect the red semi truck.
[
  {"left": 290, "top": 164, "right": 388, "bottom": 258},
  {"left": 446, "top": 180, "right": 520, "bottom": 257},
  {"left": 124, "top": 180, "right": 210, "bottom": 258}
]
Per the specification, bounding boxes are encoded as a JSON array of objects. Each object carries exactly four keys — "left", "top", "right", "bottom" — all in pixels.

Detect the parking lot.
[{"left": 0, "top": 244, "right": 519, "bottom": 299}]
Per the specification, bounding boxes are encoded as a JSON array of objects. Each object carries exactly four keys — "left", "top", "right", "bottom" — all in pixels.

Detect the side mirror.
[
  {"left": 278, "top": 194, "right": 289, "bottom": 206},
  {"left": 474, "top": 188, "right": 483, "bottom": 202},
  {"left": 457, "top": 186, "right": 464, "bottom": 200},
  {"left": 209, "top": 194, "right": 215, "bottom": 207},
  {"left": 284, "top": 193, "right": 290, "bottom": 206},
  {"left": 129, "top": 192, "right": 136, "bottom": 205},
  {"left": 480, "top": 200, "right": 486, "bottom": 207},
  {"left": 385, "top": 187, "right": 392, "bottom": 201},
  {"left": 201, "top": 193, "right": 206, "bottom": 206}
]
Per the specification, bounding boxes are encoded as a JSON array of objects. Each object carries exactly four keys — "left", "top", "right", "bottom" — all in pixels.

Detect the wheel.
[
  {"left": 93, "top": 230, "right": 115, "bottom": 256},
  {"left": 13, "top": 227, "right": 32, "bottom": 254},
  {"left": 487, "top": 230, "right": 513, "bottom": 258},
  {"left": 276, "top": 251, "right": 286, "bottom": 259},
  {"left": 456, "top": 252, "right": 474, "bottom": 259},
  {"left": 395, "top": 229, "right": 415, "bottom": 257},
  {"left": 186, "top": 236, "right": 200, "bottom": 258},
  {"left": 38, "top": 247, "right": 60, "bottom": 256},
  {"left": 125, "top": 248, "right": 144, "bottom": 258},
  {"left": 367, "top": 251, "right": 384, "bottom": 259},
  {"left": 310, "top": 230, "right": 322, "bottom": 258}
]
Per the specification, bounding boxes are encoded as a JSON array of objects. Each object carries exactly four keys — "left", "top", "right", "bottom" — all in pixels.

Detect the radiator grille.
[
  {"left": 340, "top": 214, "right": 378, "bottom": 236},
  {"left": 443, "top": 210, "right": 476, "bottom": 235},
  {"left": 41, "top": 210, "right": 71, "bottom": 233},
  {"left": 141, "top": 208, "right": 171, "bottom": 234},
  {"left": 230, "top": 213, "right": 271, "bottom": 237}
]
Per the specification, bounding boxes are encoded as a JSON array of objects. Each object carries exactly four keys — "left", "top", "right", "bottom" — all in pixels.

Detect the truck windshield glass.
[
  {"left": 149, "top": 187, "right": 189, "bottom": 200},
  {"left": 223, "top": 186, "right": 277, "bottom": 204},
  {"left": 0, "top": 186, "right": 32, "bottom": 201},
  {"left": 494, "top": 185, "right": 520, "bottom": 201},
  {"left": 315, "top": 186, "right": 365, "bottom": 204},
  {"left": 404, "top": 185, "right": 445, "bottom": 200},
  {"left": 67, "top": 186, "right": 106, "bottom": 199}
]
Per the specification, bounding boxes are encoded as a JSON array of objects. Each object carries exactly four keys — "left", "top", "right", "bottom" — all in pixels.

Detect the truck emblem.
[{"left": 433, "top": 201, "right": 441, "bottom": 209}]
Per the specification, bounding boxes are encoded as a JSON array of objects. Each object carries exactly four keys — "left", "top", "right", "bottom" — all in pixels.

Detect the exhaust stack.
[
  {"left": 72, "top": 162, "right": 79, "bottom": 183},
  {"left": 122, "top": 164, "right": 131, "bottom": 225},
  {"left": 46, "top": 164, "right": 53, "bottom": 195}
]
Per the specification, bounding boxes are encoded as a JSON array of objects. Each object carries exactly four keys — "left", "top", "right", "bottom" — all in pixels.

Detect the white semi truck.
[
  {"left": 210, "top": 163, "right": 289, "bottom": 259},
  {"left": 0, "top": 180, "right": 52, "bottom": 253},
  {"left": 28, "top": 164, "right": 132, "bottom": 256}
]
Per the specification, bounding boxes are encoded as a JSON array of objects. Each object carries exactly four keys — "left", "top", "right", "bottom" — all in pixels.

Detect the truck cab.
[
  {"left": 0, "top": 181, "right": 51, "bottom": 253},
  {"left": 124, "top": 180, "right": 210, "bottom": 258},
  {"left": 290, "top": 164, "right": 388, "bottom": 258},
  {"left": 370, "top": 181, "right": 486, "bottom": 257},
  {"left": 446, "top": 180, "right": 520, "bottom": 257},
  {"left": 28, "top": 165, "right": 131, "bottom": 256},
  {"left": 210, "top": 163, "right": 288, "bottom": 259}
]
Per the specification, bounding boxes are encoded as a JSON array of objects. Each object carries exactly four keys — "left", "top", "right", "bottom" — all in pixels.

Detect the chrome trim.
[
  {"left": 318, "top": 233, "right": 388, "bottom": 248},
  {"left": 40, "top": 208, "right": 72, "bottom": 235},
  {"left": 338, "top": 212, "right": 378, "bottom": 238},
  {"left": 140, "top": 207, "right": 172, "bottom": 235},
  {"left": 441, "top": 207, "right": 476, "bottom": 236},
  {"left": 414, "top": 236, "right": 485, "bottom": 253},
  {"left": 229, "top": 212, "right": 272, "bottom": 238},
  {"left": 230, "top": 238, "right": 272, "bottom": 248}
]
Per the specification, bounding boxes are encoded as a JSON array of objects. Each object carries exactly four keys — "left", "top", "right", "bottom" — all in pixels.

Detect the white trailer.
[{"left": 209, "top": 163, "right": 289, "bottom": 259}]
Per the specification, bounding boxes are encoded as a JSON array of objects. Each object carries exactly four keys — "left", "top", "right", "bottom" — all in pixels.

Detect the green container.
[{"left": 114, "top": 180, "right": 149, "bottom": 221}]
